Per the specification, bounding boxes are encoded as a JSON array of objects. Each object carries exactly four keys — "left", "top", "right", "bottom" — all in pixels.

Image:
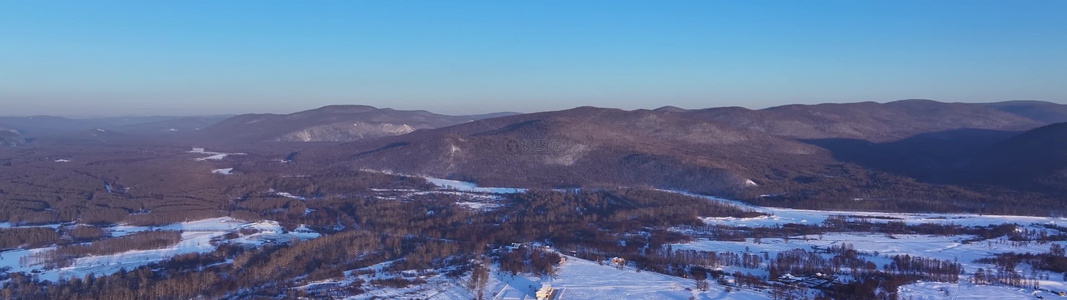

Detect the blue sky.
[{"left": 1, "top": 0, "right": 1065, "bottom": 116}]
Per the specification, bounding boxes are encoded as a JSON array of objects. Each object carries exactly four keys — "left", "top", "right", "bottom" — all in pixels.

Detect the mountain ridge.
[
  {"left": 293, "top": 100, "right": 1067, "bottom": 210},
  {"left": 195, "top": 105, "right": 519, "bottom": 143}
]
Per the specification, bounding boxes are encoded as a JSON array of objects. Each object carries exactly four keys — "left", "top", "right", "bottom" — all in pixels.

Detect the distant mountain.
[
  {"left": 691, "top": 100, "right": 1044, "bottom": 143},
  {"left": 653, "top": 106, "right": 688, "bottom": 113},
  {"left": 196, "top": 105, "right": 518, "bottom": 143},
  {"left": 0, "top": 127, "right": 25, "bottom": 146},
  {"left": 684, "top": 100, "right": 1050, "bottom": 184},
  {"left": 465, "top": 112, "right": 524, "bottom": 120},
  {"left": 5, "top": 100, "right": 1065, "bottom": 206},
  {"left": 0, "top": 115, "right": 230, "bottom": 139},
  {"left": 0, "top": 116, "right": 99, "bottom": 137},
  {"left": 116, "top": 115, "right": 231, "bottom": 135},
  {"left": 301, "top": 106, "right": 837, "bottom": 195},
  {"left": 293, "top": 100, "right": 1067, "bottom": 209},
  {"left": 64, "top": 128, "right": 134, "bottom": 143},
  {"left": 980, "top": 100, "right": 1067, "bottom": 124}
]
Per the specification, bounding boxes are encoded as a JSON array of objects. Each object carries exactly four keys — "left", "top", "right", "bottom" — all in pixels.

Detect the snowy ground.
[
  {"left": 368, "top": 180, "right": 507, "bottom": 211},
  {"left": 352, "top": 180, "right": 1067, "bottom": 299},
  {"left": 411, "top": 181, "right": 1066, "bottom": 229},
  {"left": 1, "top": 217, "right": 319, "bottom": 282},
  {"left": 330, "top": 255, "right": 773, "bottom": 300},
  {"left": 672, "top": 232, "right": 1067, "bottom": 298},
  {"left": 898, "top": 281, "right": 1056, "bottom": 299},
  {"left": 677, "top": 233, "right": 1064, "bottom": 270},
  {"left": 529, "top": 256, "right": 770, "bottom": 300},
  {"left": 673, "top": 191, "right": 1067, "bottom": 228},
  {"left": 326, "top": 260, "right": 475, "bottom": 300},
  {"left": 456, "top": 201, "right": 502, "bottom": 211},
  {"left": 676, "top": 233, "right": 1064, "bottom": 263},
  {"left": 269, "top": 189, "right": 307, "bottom": 200},
  {"left": 0, "top": 222, "right": 63, "bottom": 229},
  {"left": 9, "top": 175, "right": 1066, "bottom": 299},
  {"left": 392, "top": 181, "right": 1067, "bottom": 298}
]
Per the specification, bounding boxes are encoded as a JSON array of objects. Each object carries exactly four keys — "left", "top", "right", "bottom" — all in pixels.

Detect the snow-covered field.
[
  {"left": 456, "top": 201, "right": 502, "bottom": 211},
  {"left": 270, "top": 189, "right": 307, "bottom": 200},
  {"left": 529, "top": 256, "right": 769, "bottom": 300},
  {"left": 402, "top": 181, "right": 1067, "bottom": 298},
  {"left": 291, "top": 258, "right": 477, "bottom": 300},
  {"left": 413, "top": 181, "right": 1065, "bottom": 229},
  {"left": 1, "top": 217, "right": 319, "bottom": 282},
  {"left": 673, "top": 191, "right": 1067, "bottom": 228},
  {"left": 675, "top": 233, "right": 1065, "bottom": 275},
  {"left": 330, "top": 255, "right": 772, "bottom": 300},
  {"left": 0, "top": 222, "right": 63, "bottom": 229},
  {"left": 366, "top": 178, "right": 508, "bottom": 211},
  {"left": 398, "top": 179, "right": 1067, "bottom": 298},
  {"left": 9, "top": 174, "right": 1065, "bottom": 299},
  {"left": 898, "top": 281, "right": 1057, "bottom": 299},
  {"left": 670, "top": 232, "right": 1067, "bottom": 298},
  {"left": 675, "top": 233, "right": 1063, "bottom": 265}
]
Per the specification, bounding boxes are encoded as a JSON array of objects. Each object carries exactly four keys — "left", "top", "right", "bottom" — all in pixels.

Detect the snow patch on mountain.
[
  {"left": 189, "top": 147, "right": 245, "bottom": 161},
  {"left": 424, "top": 177, "right": 526, "bottom": 194}
]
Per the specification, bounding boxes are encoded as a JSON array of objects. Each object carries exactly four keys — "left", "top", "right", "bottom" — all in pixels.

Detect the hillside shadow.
[
  {"left": 801, "top": 128, "right": 1020, "bottom": 183},
  {"left": 471, "top": 119, "right": 542, "bottom": 137},
  {"left": 351, "top": 142, "right": 410, "bottom": 157}
]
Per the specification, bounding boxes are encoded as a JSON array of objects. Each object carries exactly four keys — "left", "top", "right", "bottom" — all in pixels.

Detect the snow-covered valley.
[
  {"left": 4, "top": 176, "right": 1066, "bottom": 299},
  {"left": 1, "top": 217, "right": 319, "bottom": 283}
]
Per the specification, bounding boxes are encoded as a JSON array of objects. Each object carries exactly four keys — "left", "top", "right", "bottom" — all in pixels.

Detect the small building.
[
  {"left": 776, "top": 274, "right": 803, "bottom": 284},
  {"left": 536, "top": 284, "right": 556, "bottom": 300}
]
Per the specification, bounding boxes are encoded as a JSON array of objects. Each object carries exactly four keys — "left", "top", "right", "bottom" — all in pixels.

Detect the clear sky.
[{"left": 2, "top": 0, "right": 1065, "bottom": 116}]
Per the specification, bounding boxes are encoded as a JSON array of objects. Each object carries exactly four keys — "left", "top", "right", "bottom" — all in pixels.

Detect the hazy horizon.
[
  {"left": 0, "top": 98, "right": 1062, "bottom": 119},
  {"left": 3, "top": 0, "right": 1065, "bottom": 116}
]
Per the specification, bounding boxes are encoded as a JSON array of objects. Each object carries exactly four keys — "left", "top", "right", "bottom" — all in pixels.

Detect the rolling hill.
[
  {"left": 296, "top": 100, "right": 1067, "bottom": 212},
  {"left": 195, "top": 105, "right": 516, "bottom": 143},
  {"left": 963, "top": 122, "right": 1067, "bottom": 193},
  {"left": 981, "top": 100, "right": 1067, "bottom": 124},
  {"left": 299, "top": 106, "right": 834, "bottom": 195},
  {"left": 690, "top": 100, "right": 1045, "bottom": 143},
  {"left": 115, "top": 115, "right": 231, "bottom": 135},
  {"left": 0, "top": 127, "right": 25, "bottom": 146},
  {"left": 0, "top": 115, "right": 231, "bottom": 140}
]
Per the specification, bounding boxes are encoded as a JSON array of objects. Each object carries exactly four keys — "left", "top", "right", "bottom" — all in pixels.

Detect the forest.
[{"left": 0, "top": 143, "right": 1061, "bottom": 299}]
